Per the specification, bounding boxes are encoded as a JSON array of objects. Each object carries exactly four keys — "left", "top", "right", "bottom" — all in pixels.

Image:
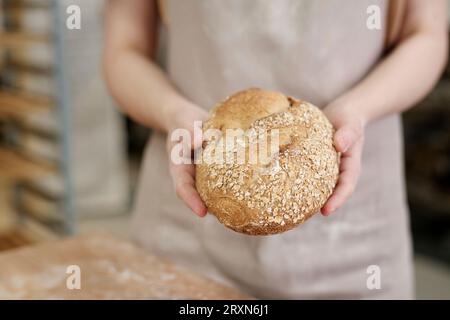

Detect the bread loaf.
[{"left": 196, "top": 88, "right": 340, "bottom": 235}]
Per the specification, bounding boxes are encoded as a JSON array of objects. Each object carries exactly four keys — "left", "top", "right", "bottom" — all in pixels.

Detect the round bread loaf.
[{"left": 196, "top": 88, "right": 339, "bottom": 235}]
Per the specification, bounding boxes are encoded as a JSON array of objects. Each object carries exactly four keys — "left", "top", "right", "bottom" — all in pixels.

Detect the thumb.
[{"left": 334, "top": 124, "right": 363, "bottom": 153}]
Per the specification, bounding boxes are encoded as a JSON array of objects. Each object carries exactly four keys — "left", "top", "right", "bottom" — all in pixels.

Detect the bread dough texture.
[{"left": 196, "top": 88, "right": 339, "bottom": 235}]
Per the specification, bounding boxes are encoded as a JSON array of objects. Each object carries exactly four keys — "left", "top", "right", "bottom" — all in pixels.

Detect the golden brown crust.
[
  {"left": 205, "top": 88, "right": 291, "bottom": 132},
  {"left": 196, "top": 88, "right": 339, "bottom": 236}
]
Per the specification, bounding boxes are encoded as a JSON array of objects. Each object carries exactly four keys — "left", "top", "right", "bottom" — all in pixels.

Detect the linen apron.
[{"left": 132, "top": 0, "right": 413, "bottom": 299}]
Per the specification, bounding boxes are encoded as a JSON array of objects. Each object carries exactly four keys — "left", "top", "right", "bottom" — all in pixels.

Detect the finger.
[
  {"left": 170, "top": 164, "right": 207, "bottom": 217},
  {"left": 321, "top": 168, "right": 357, "bottom": 216},
  {"left": 334, "top": 124, "right": 363, "bottom": 153},
  {"left": 177, "top": 182, "right": 208, "bottom": 217},
  {"left": 192, "top": 120, "right": 204, "bottom": 150},
  {"left": 178, "top": 111, "right": 207, "bottom": 150},
  {"left": 321, "top": 140, "right": 363, "bottom": 215}
]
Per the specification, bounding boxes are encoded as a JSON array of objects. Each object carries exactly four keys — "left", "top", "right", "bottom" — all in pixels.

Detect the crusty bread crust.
[{"left": 196, "top": 88, "right": 339, "bottom": 235}]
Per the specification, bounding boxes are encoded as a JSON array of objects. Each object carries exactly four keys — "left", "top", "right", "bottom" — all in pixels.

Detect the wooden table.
[{"left": 0, "top": 233, "right": 249, "bottom": 299}]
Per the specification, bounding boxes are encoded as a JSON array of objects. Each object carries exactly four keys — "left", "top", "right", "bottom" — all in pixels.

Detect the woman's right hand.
[{"left": 165, "top": 101, "right": 209, "bottom": 217}]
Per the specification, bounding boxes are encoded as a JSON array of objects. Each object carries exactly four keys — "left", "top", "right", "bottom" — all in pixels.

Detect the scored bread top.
[{"left": 204, "top": 89, "right": 292, "bottom": 131}]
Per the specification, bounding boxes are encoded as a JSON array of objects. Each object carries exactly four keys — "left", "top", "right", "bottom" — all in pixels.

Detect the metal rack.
[
  {"left": 52, "top": 0, "right": 75, "bottom": 234},
  {"left": 0, "top": 0, "right": 76, "bottom": 236}
]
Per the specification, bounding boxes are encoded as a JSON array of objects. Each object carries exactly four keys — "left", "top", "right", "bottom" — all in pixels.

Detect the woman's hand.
[
  {"left": 321, "top": 102, "right": 366, "bottom": 216},
  {"left": 166, "top": 102, "right": 209, "bottom": 217}
]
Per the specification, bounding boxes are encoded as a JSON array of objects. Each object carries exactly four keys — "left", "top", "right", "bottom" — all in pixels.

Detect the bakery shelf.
[
  {"left": 2, "top": 0, "right": 52, "bottom": 10},
  {"left": 0, "top": 220, "right": 57, "bottom": 252},
  {"left": 0, "top": 31, "right": 50, "bottom": 48},
  {"left": 4, "top": 60, "right": 54, "bottom": 76},
  {"left": 0, "top": 1, "right": 76, "bottom": 237},
  {"left": 16, "top": 183, "right": 64, "bottom": 230},
  {"left": 0, "top": 91, "right": 53, "bottom": 119},
  {"left": 0, "top": 147, "right": 55, "bottom": 181}
]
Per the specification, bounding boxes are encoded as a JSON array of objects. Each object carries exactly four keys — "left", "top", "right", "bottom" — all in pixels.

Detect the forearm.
[
  {"left": 104, "top": 49, "right": 188, "bottom": 133},
  {"left": 103, "top": 0, "right": 193, "bottom": 133},
  {"left": 333, "top": 29, "right": 448, "bottom": 125}
]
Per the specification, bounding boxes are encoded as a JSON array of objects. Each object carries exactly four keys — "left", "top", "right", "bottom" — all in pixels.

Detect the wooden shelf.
[
  {"left": 0, "top": 1, "right": 75, "bottom": 236},
  {"left": 5, "top": 61, "right": 54, "bottom": 76},
  {"left": 3, "top": 0, "right": 52, "bottom": 10},
  {"left": 0, "top": 91, "right": 53, "bottom": 119},
  {"left": 0, "top": 147, "right": 55, "bottom": 181},
  {"left": 0, "top": 220, "right": 58, "bottom": 252},
  {"left": 0, "top": 32, "right": 50, "bottom": 48},
  {"left": 0, "top": 230, "right": 32, "bottom": 251}
]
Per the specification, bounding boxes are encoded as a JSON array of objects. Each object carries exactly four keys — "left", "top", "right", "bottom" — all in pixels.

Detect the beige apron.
[{"left": 132, "top": 0, "right": 413, "bottom": 299}]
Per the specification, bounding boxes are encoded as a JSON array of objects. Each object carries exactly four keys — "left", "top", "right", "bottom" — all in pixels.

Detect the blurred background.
[{"left": 0, "top": 0, "right": 448, "bottom": 299}]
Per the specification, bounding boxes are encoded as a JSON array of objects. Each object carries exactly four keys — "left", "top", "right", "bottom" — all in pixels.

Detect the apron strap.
[
  {"left": 157, "top": 0, "right": 169, "bottom": 26},
  {"left": 385, "top": 0, "right": 407, "bottom": 51}
]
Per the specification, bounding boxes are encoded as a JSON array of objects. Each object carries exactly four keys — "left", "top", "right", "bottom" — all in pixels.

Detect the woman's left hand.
[{"left": 321, "top": 101, "right": 366, "bottom": 216}]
